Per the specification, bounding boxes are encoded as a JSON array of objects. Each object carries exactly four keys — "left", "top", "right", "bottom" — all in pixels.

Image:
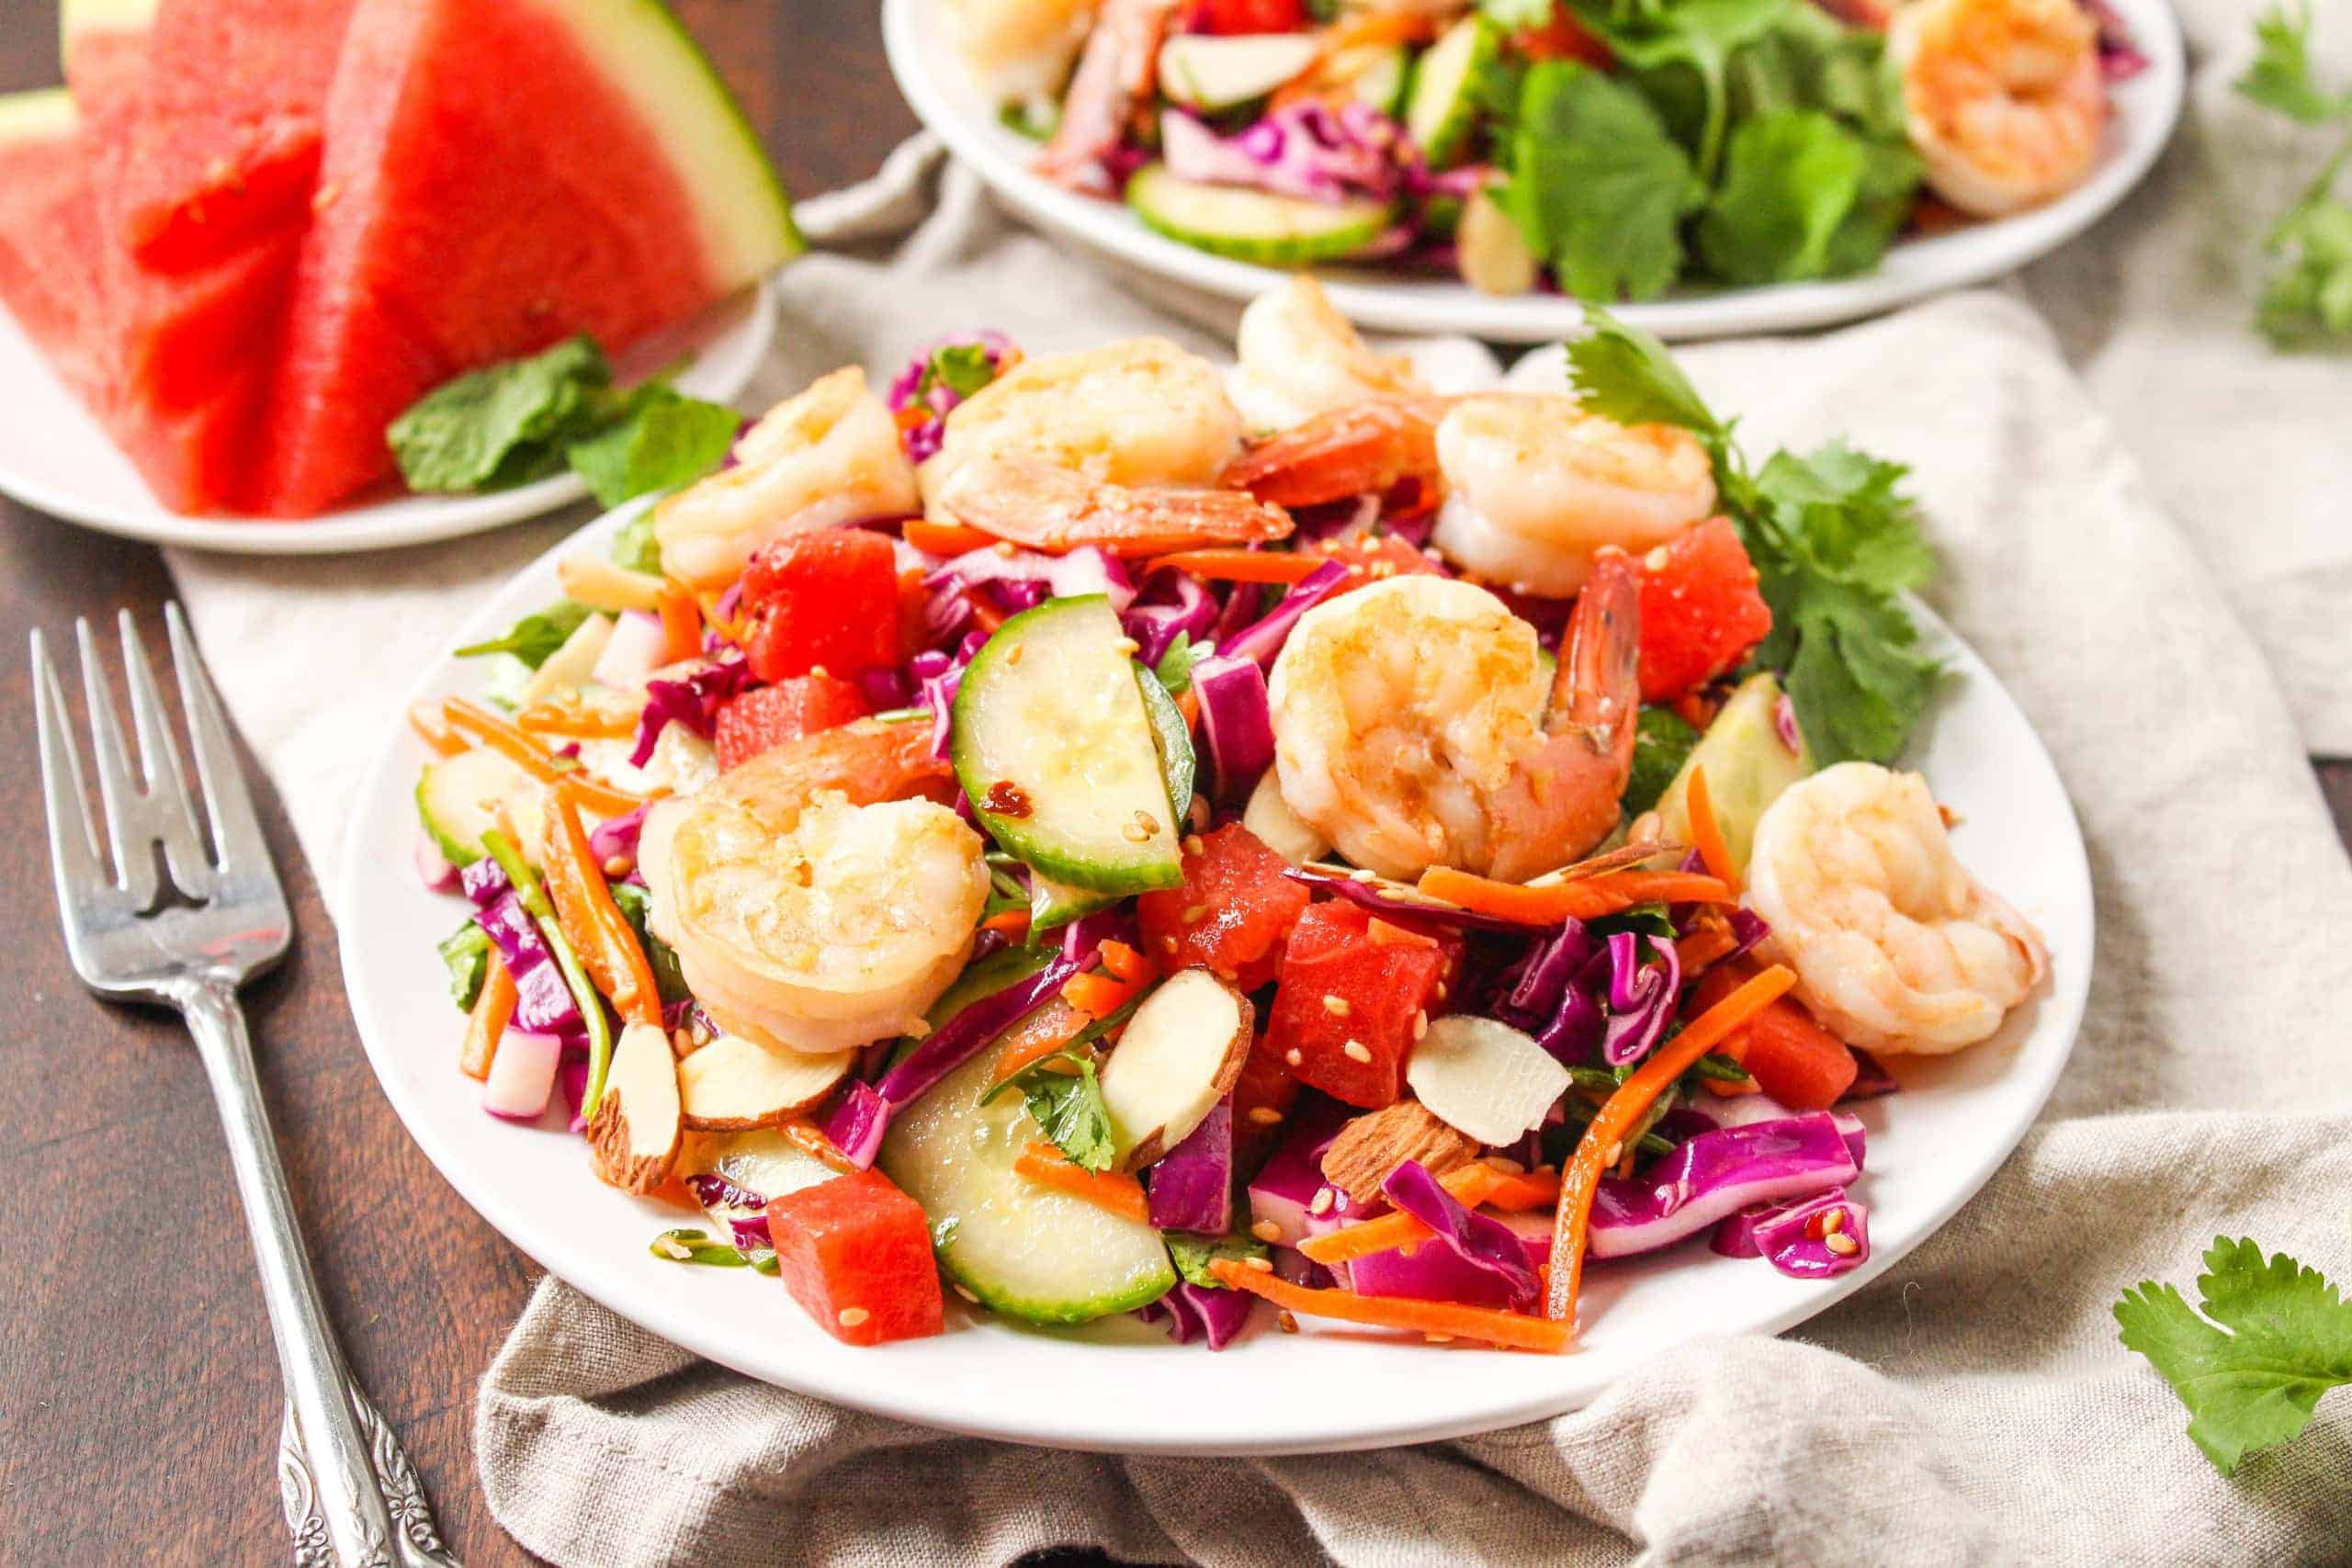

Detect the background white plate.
[
  {"left": 0, "top": 282, "right": 775, "bottom": 556},
  {"left": 884, "top": 0, "right": 2183, "bottom": 342},
  {"left": 336, "top": 501, "right": 2092, "bottom": 1453}
]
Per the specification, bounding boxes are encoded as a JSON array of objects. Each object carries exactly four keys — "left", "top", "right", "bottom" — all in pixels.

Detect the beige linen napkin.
[{"left": 161, "top": 143, "right": 2352, "bottom": 1565}]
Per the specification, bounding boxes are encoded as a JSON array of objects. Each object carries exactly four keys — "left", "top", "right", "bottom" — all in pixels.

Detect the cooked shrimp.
[
  {"left": 933, "top": 454, "right": 1293, "bottom": 557},
  {"left": 638, "top": 719, "right": 983, "bottom": 1056},
  {"left": 1036, "top": 0, "right": 1177, "bottom": 192},
  {"left": 1746, "top": 762, "right": 2048, "bottom": 1055},
  {"left": 1221, "top": 396, "right": 1452, "bottom": 511},
  {"left": 1430, "top": 394, "right": 1716, "bottom": 597},
  {"left": 1267, "top": 554, "right": 1639, "bottom": 883},
  {"left": 653, "top": 367, "right": 921, "bottom": 589},
  {"left": 926, "top": 335, "right": 1243, "bottom": 497},
  {"left": 1227, "top": 276, "right": 1431, "bottom": 437},
  {"left": 1890, "top": 0, "right": 2104, "bottom": 220},
  {"left": 944, "top": 0, "right": 1101, "bottom": 107}
]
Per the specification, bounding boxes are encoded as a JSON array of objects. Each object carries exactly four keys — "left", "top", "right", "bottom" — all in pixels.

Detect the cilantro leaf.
[
  {"left": 1153, "top": 630, "right": 1197, "bottom": 695},
  {"left": 2115, "top": 1236, "right": 2352, "bottom": 1473},
  {"left": 1696, "top": 109, "right": 1865, "bottom": 281},
  {"left": 1498, "top": 62, "right": 1706, "bottom": 301},
  {"left": 566, "top": 385, "right": 740, "bottom": 509},
  {"left": 925, "top": 342, "right": 1001, "bottom": 400},
  {"left": 437, "top": 921, "right": 490, "bottom": 1010},
  {"left": 2235, "top": 5, "right": 2352, "bottom": 126},
  {"left": 1562, "top": 306, "right": 1730, "bottom": 443},
  {"left": 389, "top": 335, "right": 613, "bottom": 493},
  {"left": 2259, "top": 187, "right": 2352, "bottom": 345},
  {"left": 1568, "top": 0, "right": 1796, "bottom": 177},
  {"left": 609, "top": 880, "right": 691, "bottom": 1005},
  {"left": 454, "top": 600, "right": 592, "bottom": 669},
  {"left": 1626, "top": 705, "right": 1702, "bottom": 816},
  {"left": 1165, "top": 1231, "right": 1272, "bottom": 1289},
  {"left": 987, "top": 1050, "right": 1118, "bottom": 1171}
]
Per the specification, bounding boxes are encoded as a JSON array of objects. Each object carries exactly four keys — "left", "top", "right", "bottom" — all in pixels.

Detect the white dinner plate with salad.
[
  {"left": 334, "top": 496, "right": 2093, "bottom": 1455},
  {"left": 0, "top": 281, "right": 775, "bottom": 557},
  {"left": 882, "top": 0, "right": 2183, "bottom": 343}
]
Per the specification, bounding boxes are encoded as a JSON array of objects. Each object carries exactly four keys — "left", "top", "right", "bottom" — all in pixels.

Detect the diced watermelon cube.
[
  {"left": 1231, "top": 1028, "right": 1303, "bottom": 1165},
  {"left": 1137, "top": 823, "right": 1311, "bottom": 989},
  {"left": 1264, "top": 901, "right": 1455, "bottom": 1109},
  {"left": 1637, "top": 517, "right": 1774, "bottom": 703},
  {"left": 714, "top": 675, "right": 873, "bottom": 771},
  {"left": 741, "top": 530, "right": 903, "bottom": 684},
  {"left": 764, "top": 1169, "right": 944, "bottom": 1347}
]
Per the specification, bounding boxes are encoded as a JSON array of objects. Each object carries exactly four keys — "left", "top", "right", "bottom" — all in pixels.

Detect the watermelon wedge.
[
  {"left": 0, "top": 91, "right": 114, "bottom": 410},
  {"left": 251, "top": 0, "right": 801, "bottom": 518}
]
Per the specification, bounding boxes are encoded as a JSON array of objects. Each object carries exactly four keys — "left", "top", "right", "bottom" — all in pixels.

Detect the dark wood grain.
[{"left": 0, "top": 5, "right": 2342, "bottom": 1565}]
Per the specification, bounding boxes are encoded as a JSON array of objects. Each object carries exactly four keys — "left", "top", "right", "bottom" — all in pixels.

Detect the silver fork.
[{"left": 33, "top": 606, "right": 458, "bottom": 1568}]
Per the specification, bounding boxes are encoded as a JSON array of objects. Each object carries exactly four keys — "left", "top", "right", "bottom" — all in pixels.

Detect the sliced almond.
[
  {"left": 589, "top": 1021, "right": 684, "bottom": 1194},
  {"left": 1406, "top": 1015, "right": 1572, "bottom": 1148},
  {"left": 1100, "top": 968, "right": 1253, "bottom": 1170},
  {"left": 677, "top": 1035, "right": 854, "bottom": 1131},
  {"left": 1318, "top": 1100, "right": 1479, "bottom": 1206}
]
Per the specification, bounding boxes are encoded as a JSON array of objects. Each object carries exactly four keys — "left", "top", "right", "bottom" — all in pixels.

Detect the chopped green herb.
[
  {"left": 2115, "top": 1236, "right": 2352, "bottom": 1473},
  {"left": 1627, "top": 705, "right": 1702, "bottom": 816},
  {"left": 983, "top": 1049, "right": 1117, "bottom": 1172},
  {"left": 1498, "top": 62, "right": 1705, "bottom": 302},
  {"left": 650, "top": 1227, "right": 780, "bottom": 1273},
  {"left": 1165, "top": 1231, "right": 1272, "bottom": 1290},
  {"left": 2233, "top": 6, "right": 2352, "bottom": 347},
  {"left": 1568, "top": 0, "right": 1794, "bottom": 178},
  {"left": 437, "top": 921, "right": 491, "bottom": 1011},
  {"left": 610, "top": 880, "right": 691, "bottom": 1005},
  {"left": 924, "top": 342, "right": 1000, "bottom": 400},
  {"left": 611, "top": 508, "right": 662, "bottom": 575},
  {"left": 454, "top": 601, "right": 592, "bottom": 670},
  {"left": 566, "top": 384, "right": 740, "bottom": 508},
  {"left": 1153, "top": 630, "right": 1198, "bottom": 695},
  {"left": 390, "top": 336, "right": 613, "bottom": 493}
]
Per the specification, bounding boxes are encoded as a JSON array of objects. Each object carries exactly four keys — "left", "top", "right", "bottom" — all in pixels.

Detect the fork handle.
[{"left": 182, "top": 976, "right": 456, "bottom": 1567}]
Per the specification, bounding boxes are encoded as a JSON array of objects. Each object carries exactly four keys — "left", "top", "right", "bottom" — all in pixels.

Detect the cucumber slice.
[
  {"left": 952, "top": 596, "right": 1183, "bottom": 895},
  {"left": 1030, "top": 872, "right": 1116, "bottom": 934},
  {"left": 1158, "top": 31, "right": 1320, "bottom": 111},
  {"left": 1405, "top": 17, "right": 1497, "bottom": 168},
  {"left": 1126, "top": 164, "right": 1396, "bottom": 265},
  {"left": 1338, "top": 42, "right": 1408, "bottom": 116},
  {"left": 416, "top": 746, "right": 545, "bottom": 868},
  {"left": 684, "top": 1127, "right": 839, "bottom": 1233},
  {"left": 1136, "top": 663, "right": 1196, "bottom": 822},
  {"left": 878, "top": 1015, "right": 1177, "bottom": 1325},
  {"left": 1654, "top": 672, "right": 1815, "bottom": 874}
]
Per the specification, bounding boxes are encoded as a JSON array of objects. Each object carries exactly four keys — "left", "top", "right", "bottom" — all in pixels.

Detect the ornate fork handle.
[{"left": 183, "top": 976, "right": 458, "bottom": 1567}]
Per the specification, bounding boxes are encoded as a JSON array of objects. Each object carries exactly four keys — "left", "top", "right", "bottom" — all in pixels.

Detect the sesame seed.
[
  {"left": 1277, "top": 1311, "right": 1299, "bottom": 1333},
  {"left": 1183, "top": 834, "right": 1205, "bottom": 857},
  {"left": 1484, "top": 1156, "right": 1524, "bottom": 1176},
  {"left": 1821, "top": 1207, "right": 1846, "bottom": 1236},
  {"left": 1349, "top": 867, "right": 1379, "bottom": 883},
  {"left": 1602, "top": 1141, "right": 1623, "bottom": 1166},
  {"left": 1309, "top": 1188, "right": 1333, "bottom": 1215},
  {"left": 1645, "top": 546, "right": 1671, "bottom": 571},
  {"left": 1250, "top": 1220, "right": 1282, "bottom": 1244},
  {"left": 603, "top": 854, "right": 633, "bottom": 877},
  {"left": 1435, "top": 982, "right": 1448, "bottom": 1001},
  {"left": 1123, "top": 818, "right": 1153, "bottom": 843},
  {"left": 1284, "top": 1048, "right": 1303, "bottom": 1067},
  {"left": 1006, "top": 643, "right": 1023, "bottom": 667},
  {"left": 1248, "top": 1106, "right": 1285, "bottom": 1126},
  {"left": 1342, "top": 1039, "right": 1373, "bottom": 1064},
  {"left": 1411, "top": 1010, "right": 1428, "bottom": 1040},
  {"left": 1825, "top": 1232, "right": 1860, "bottom": 1257},
  {"left": 809, "top": 665, "right": 831, "bottom": 680},
  {"left": 1321, "top": 994, "right": 1352, "bottom": 1017},
  {"left": 1424, "top": 1334, "right": 1453, "bottom": 1345},
  {"left": 656, "top": 1236, "right": 693, "bottom": 1260},
  {"left": 1162, "top": 936, "right": 1180, "bottom": 953},
  {"left": 1134, "top": 809, "right": 1161, "bottom": 839},
  {"left": 1189, "top": 795, "right": 1211, "bottom": 829},
  {"left": 837, "top": 1306, "right": 871, "bottom": 1328},
  {"left": 954, "top": 1283, "right": 980, "bottom": 1304},
  {"left": 1114, "top": 637, "right": 1140, "bottom": 656},
  {"left": 1242, "top": 1255, "right": 1274, "bottom": 1272},
  {"left": 1182, "top": 903, "right": 1208, "bottom": 922},
  {"left": 993, "top": 541, "right": 1016, "bottom": 558}
]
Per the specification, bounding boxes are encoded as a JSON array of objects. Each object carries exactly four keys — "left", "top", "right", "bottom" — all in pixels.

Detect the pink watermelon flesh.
[
  {"left": 253, "top": 0, "right": 737, "bottom": 517},
  {"left": 115, "top": 0, "right": 356, "bottom": 271},
  {"left": 0, "top": 112, "right": 114, "bottom": 410}
]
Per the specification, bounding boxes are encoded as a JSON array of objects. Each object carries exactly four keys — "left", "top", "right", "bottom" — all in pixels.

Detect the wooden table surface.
[{"left": 0, "top": 5, "right": 2346, "bottom": 1564}]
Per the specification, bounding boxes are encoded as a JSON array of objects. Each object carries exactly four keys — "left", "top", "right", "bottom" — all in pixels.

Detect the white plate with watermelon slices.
[
  {"left": 883, "top": 0, "right": 2184, "bottom": 343},
  {"left": 334, "top": 497, "right": 2094, "bottom": 1454},
  {"left": 0, "top": 281, "right": 775, "bottom": 556}
]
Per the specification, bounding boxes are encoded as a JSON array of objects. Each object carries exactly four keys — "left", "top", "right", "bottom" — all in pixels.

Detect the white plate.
[
  {"left": 0, "top": 282, "right": 775, "bottom": 555},
  {"left": 335, "top": 501, "right": 2092, "bottom": 1453},
  {"left": 883, "top": 0, "right": 2183, "bottom": 342}
]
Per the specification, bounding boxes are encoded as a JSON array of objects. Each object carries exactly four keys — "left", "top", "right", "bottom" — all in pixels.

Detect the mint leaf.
[
  {"left": 2236, "top": 4, "right": 2352, "bottom": 126},
  {"left": 566, "top": 385, "right": 740, "bottom": 508},
  {"left": 1165, "top": 1231, "right": 1271, "bottom": 1289},
  {"left": 390, "top": 335, "right": 612, "bottom": 493},
  {"left": 1499, "top": 62, "right": 1705, "bottom": 301},
  {"left": 2115, "top": 1236, "right": 2352, "bottom": 1473},
  {"left": 454, "top": 600, "right": 591, "bottom": 669},
  {"left": 437, "top": 921, "right": 490, "bottom": 1011}
]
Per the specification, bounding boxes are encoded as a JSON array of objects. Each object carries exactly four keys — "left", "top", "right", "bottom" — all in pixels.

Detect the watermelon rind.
[
  {"left": 59, "top": 0, "right": 161, "bottom": 59},
  {"left": 559, "top": 0, "right": 804, "bottom": 282}
]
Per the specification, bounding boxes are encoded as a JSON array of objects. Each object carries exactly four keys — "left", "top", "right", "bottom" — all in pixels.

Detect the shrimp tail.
[
  {"left": 1220, "top": 398, "right": 1451, "bottom": 510},
  {"left": 936, "top": 454, "right": 1295, "bottom": 557}
]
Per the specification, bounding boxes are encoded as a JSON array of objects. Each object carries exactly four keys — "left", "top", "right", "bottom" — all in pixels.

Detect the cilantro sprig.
[
  {"left": 2233, "top": 5, "right": 2352, "bottom": 347},
  {"left": 1566, "top": 307, "right": 1939, "bottom": 764},
  {"left": 2115, "top": 1236, "right": 2352, "bottom": 1473},
  {"left": 982, "top": 1048, "right": 1118, "bottom": 1172}
]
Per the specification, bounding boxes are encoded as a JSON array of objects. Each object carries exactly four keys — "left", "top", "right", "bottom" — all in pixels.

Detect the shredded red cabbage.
[
  {"left": 1192, "top": 654, "right": 1274, "bottom": 799},
  {"left": 1217, "top": 559, "right": 1350, "bottom": 667},
  {"left": 1284, "top": 863, "right": 1537, "bottom": 935},
  {"left": 1748, "top": 1189, "right": 1871, "bottom": 1278},
  {"left": 1136, "top": 1281, "right": 1256, "bottom": 1349},
  {"left": 1381, "top": 1159, "right": 1542, "bottom": 1305},
  {"left": 820, "top": 1080, "right": 892, "bottom": 1168},
  {"left": 924, "top": 544, "right": 1135, "bottom": 613},
  {"left": 628, "top": 657, "right": 752, "bottom": 767},
  {"left": 1146, "top": 1100, "right": 1233, "bottom": 1233},
  {"left": 1124, "top": 570, "right": 1217, "bottom": 667},
  {"left": 587, "top": 802, "right": 650, "bottom": 867},
  {"left": 886, "top": 330, "right": 1020, "bottom": 464},
  {"left": 1588, "top": 1112, "right": 1860, "bottom": 1259},
  {"left": 1600, "top": 932, "right": 1682, "bottom": 1067},
  {"left": 1843, "top": 1048, "right": 1901, "bottom": 1101},
  {"left": 1159, "top": 102, "right": 1408, "bottom": 203}
]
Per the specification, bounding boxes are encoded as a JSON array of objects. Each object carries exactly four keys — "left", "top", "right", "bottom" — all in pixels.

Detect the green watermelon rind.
[{"left": 566, "top": 0, "right": 804, "bottom": 281}]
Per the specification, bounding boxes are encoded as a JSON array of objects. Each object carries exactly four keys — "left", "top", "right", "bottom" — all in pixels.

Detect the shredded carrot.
[
  {"left": 1674, "top": 922, "right": 1740, "bottom": 976},
  {"left": 441, "top": 697, "right": 647, "bottom": 817},
  {"left": 696, "top": 590, "right": 746, "bottom": 648},
  {"left": 903, "top": 517, "right": 998, "bottom": 557},
  {"left": 656, "top": 581, "right": 703, "bottom": 666},
  {"left": 1176, "top": 687, "right": 1201, "bottom": 730},
  {"left": 1208, "top": 1258, "right": 1572, "bottom": 1352},
  {"left": 1546, "top": 964, "right": 1797, "bottom": 1325},
  {"left": 514, "top": 703, "right": 639, "bottom": 740},
  {"left": 541, "top": 784, "right": 664, "bottom": 1027},
  {"left": 989, "top": 999, "right": 1091, "bottom": 1086},
  {"left": 782, "top": 1121, "right": 865, "bottom": 1177},
  {"left": 1321, "top": 10, "right": 1438, "bottom": 53},
  {"left": 1097, "top": 939, "right": 1152, "bottom": 984},
  {"left": 1299, "top": 1164, "right": 1509, "bottom": 1264},
  {"left": 1416, "top": 865, "right": 1736, "bottom": 925},
  {"left": 458, "top": 949, "right": 516, "bottom": 1080},
  {"left": 1485, "top": 1168, "right": 1562, "bottom": 1211},
  {"left": 1060, "top": 969, "right": 1144, "bottom": 1021},
  {"left": 979, "top": 908, "right": 1033, "bottom": 940},
  {"left": 1686, "top": 764, "right": 1738, "bottom": 890},
  {"left": 1145, "top": 548, "right": 1326, "bottom": 584},
  {"left": 1015, "top": 1142, "right": 1150, "bottom": 1224},
  {"left": 408, "top": 700, "right": 470, "bottom": 757}
]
